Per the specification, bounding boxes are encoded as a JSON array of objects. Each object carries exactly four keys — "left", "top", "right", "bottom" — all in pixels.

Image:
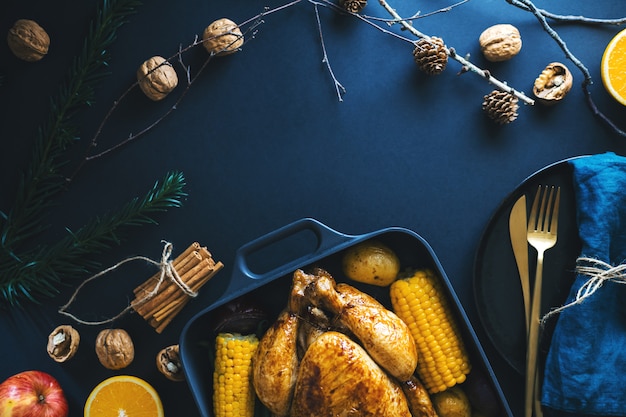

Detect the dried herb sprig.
[{"left": 0, "top": 0, "right": 187, "bottom": 307}]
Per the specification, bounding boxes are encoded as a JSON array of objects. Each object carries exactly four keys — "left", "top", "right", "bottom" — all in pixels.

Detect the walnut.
[
  {"left": 479, "top": 24, "right": 522, "bottom": 62},
  {"left": 202, "top": 18, "right": 244, "bottom": 56},
  {"left": 7, "top": 19, "right": 50, "bottom": 62},
  {"left": 137, "top": 56, "right": 178, "bottom": 101},
  {"left": 156, "top": 344, "right": 185, "bottom": 381},
  {"left": 47, "top": 325, "right": 80, "bottom": 363},
  {"left": 533, "top": 62, "right": 573, "bottom": 105},
  {"left": 95, "top": 328, "right": 134, "bottom": 370}
]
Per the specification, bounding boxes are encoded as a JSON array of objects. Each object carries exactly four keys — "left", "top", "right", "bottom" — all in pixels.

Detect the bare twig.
[
  {"left": 540, "top": 11, "right": 626, "bottom": 26},
  {"left": 507, "top": 0, "right": 626, "bottom": 137},
  {"left": 509, "top": 0, "right": 590, "bottom": 81},
  {"left": 361, "top": 0, "right": 469, "bottom": 24},
  {"left": 314, "top": 3, "right": 346, "bottom": 101},
  {"left": 85, "top": 56, "right": 213, "bottom": 160},
  {"left": 76, "top": 0, "right": 618, "bottom": 171},
  {"left": 509, "top": 2, "right": 626, "bottom": 26},
  {"left": 178, "top": 41, "right": 193, "bottom": 84},
  {"left": 68, "top": 15, "right": 267, "bottom": 180},
  {"left": 378, "top": 0, "right": 535, "bottom": 105},
  {"left": 239, "top": 0, "right": 304, "bottom": 27},
  {"left": 315, "top": 0, "right": 413, "bottom": 43}
]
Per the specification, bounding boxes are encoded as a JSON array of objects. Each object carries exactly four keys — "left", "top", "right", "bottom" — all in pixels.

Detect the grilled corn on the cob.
[
  {"left": 390, "top": 268, "right": 471, "bottom": 393},
  {"left": 213, "top": 332, "right": 259, "bottom": 417}
]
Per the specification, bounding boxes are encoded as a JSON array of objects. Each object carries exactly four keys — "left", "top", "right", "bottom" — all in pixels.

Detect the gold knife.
[{"left": 509, "top": 194, "right": 530, "bottom": 336}]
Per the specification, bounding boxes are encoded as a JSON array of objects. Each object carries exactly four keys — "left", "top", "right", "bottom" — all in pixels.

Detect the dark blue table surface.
[{"left": 2, "top": 0, "right": 626, "bottom": 416}]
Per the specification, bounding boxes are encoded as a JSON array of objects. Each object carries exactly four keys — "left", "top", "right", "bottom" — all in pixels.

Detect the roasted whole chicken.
[{"left": 251, "top": 268, "right": 437, "bottom": 417}]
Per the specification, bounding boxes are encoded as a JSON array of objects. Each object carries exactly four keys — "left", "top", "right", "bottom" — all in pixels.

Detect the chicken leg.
[{"left": 251, "top": 271, "right": 315, "bottom": 416}]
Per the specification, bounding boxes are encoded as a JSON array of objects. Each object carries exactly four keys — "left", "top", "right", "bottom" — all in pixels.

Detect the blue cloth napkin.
[{"left": 542, "top": 152, "right": 626, "bottom": 416}]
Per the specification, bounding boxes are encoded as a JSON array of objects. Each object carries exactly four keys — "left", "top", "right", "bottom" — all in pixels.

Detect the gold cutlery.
[
  {"left": 509, "top": 194, "right": 530, "bottom": 335},
  {"left": 524, "top": 185, "right": 561, "bottom": 417}
]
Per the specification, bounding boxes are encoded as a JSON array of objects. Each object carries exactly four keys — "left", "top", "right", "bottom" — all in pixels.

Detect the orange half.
[
  {"left": 84, "top": 375, "right": 164, "bottom": 417},
  {"left": 601, "top": 28, "right": 626, "bottom": 106}
]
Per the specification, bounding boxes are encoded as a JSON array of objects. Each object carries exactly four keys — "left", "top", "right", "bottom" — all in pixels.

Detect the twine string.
[
  {"left": 540, "top": 256, "right": 626, "bottom": 325},
  {"left": 58, "top": 241, "right": 197, "bottom": 325}
]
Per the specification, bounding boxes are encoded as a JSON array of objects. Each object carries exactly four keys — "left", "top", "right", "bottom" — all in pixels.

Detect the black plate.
[{"left": 473, "top": 157, "right": 587, "bottom": 374}]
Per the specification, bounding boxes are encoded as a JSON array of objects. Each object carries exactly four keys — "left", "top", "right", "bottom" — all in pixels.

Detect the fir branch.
[
  {"left": 0, "top": 0, "right": 190, "bottom": 309},
  {"left": 0, "top": 0, "right": 142, "bottom": 257},
  {"left": 0, "top": 171, "right": 186, "bottom": 308}
]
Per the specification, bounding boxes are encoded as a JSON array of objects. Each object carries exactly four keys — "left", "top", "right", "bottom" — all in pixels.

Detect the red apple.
[{"left": 0, "top": 370, "right": 68, "bottom": 417}]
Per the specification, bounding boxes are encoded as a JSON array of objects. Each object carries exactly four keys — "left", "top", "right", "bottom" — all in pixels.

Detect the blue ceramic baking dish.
[{"left": 179, "top": 218, "right": 513, "bottom": 417}]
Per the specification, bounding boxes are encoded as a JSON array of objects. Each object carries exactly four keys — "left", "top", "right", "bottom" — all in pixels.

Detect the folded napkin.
[{"left": 542, "top": 152, "right": 626, "bottom": 416}]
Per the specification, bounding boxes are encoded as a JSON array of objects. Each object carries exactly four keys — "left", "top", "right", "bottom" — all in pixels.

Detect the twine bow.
[
  {"left": 58, "top": 241, "right": 197, "bottom": 325},
  {"left": 541, "top": 256, "right": 626, "bottom": 325}
]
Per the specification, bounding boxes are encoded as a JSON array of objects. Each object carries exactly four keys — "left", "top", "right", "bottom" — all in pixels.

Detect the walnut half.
[
  {"left": 47, "top": 325, "right": 80, "bottom": 363},
  {"left": 156, "top": 344, "right": 185, "bottom": 381},
  {"left": 95, "top": 328, "right": 135, "bottom": 370},
  {"left": 533, "top": 62, "right": 573, "bottom": 105}
]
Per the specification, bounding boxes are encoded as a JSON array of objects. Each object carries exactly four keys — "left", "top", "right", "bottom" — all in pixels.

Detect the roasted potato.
[
  {"left": 342, "top": 240, "right": 400, "bottom": 286},
  {"left": 432, "top": 386, "right": 472, "bottom": 417}
]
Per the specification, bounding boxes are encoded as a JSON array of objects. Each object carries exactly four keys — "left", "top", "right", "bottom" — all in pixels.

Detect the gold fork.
[{"left": 524, "top": 185, "right": 561, "bottom": 417}]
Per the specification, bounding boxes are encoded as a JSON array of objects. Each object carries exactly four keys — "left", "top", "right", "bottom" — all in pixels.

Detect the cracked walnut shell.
[
  {"left": 203, "top": 18, "right": 244, "bottom": 56},
  {"left": 47, "top": 325, "right": 80, "bottom": 363},
  {"left": 7, "top": 19, "right": 50, "bottom": 62},
  {"left": 95, "top": 328, "right": 135, "bottom": 370},
  {"left": 156, "top": 344, "right": 185, "bottom": 381},
  {"left": 137, "top": 56, "right": 178, "bottom": 101},
  {"left": 533, "top": 62, "right": 573, "bottom": 105},
  {"left": 479, "top": 24, "right": 521, "bottom": 62}
]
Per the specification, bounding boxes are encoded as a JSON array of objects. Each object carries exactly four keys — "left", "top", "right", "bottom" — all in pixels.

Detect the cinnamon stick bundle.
[{"left": 131, "top": 242, "right": 223, "bottom": 333}]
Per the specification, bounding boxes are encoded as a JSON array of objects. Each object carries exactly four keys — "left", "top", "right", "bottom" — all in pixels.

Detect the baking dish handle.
[{"left": 228, "top": 218, "right": 355, "bottom": 290}]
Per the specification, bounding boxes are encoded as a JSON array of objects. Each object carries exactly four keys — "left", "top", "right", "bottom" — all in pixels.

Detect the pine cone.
[
  {"left": 340, "top": 0, "right": 367, "bottom": 13},
  {"left": 482, "top": 90, "right": 519, "bottom": 124},
  {"left": 413, "top": 37, "right": 448, "bottom": 75}
]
